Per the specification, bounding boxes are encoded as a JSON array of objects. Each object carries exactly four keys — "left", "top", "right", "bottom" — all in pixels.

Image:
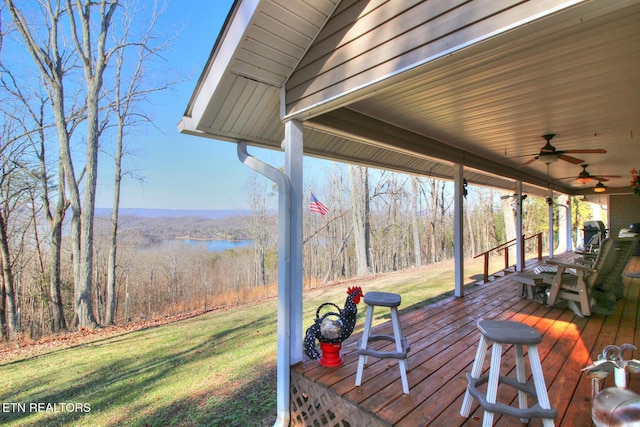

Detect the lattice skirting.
[{"left": 290, "top": 370, "right": 389, "bottom": 427}]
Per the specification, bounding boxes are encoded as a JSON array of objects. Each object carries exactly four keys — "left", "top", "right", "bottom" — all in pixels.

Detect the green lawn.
[{"left": 0, "top": 258, "right": 504, "bottom": 426}]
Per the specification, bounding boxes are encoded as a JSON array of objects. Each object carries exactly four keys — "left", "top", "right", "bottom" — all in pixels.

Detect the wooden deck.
[{"left": 291, "top": 256, "right": 640, "bottom": 426}]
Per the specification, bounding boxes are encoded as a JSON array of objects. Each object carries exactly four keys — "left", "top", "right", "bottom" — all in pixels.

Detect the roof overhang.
[{"left": 180, "top": 0, "right": 640, "bottom": 199}]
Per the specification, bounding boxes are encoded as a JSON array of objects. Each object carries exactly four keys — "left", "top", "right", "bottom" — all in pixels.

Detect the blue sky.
[
  {"left": 96, "top": 0, "right": 280, "bottom": 211},
  {"left": 1, "top": 1, "right": 325, "bottom": 211}
]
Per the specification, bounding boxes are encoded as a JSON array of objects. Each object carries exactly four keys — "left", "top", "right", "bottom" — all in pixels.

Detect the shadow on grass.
[
  {"left": 132, "top": 364, "right": 277, "bottom": 427},
  {"left": 0, "top": 311, "right": 278, "bottom": 427},
  {"left": 0, "top": 361, "right": 277, "bottom": 427}
]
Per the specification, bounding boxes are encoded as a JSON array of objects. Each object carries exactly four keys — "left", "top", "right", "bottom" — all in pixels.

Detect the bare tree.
[
  {"left": 104, "top": 0, "right": 170, "bottom": 325},
  {"left": 349, "top": 165, "right": 370, "bottom": 276},
  {"left": 0, "top": 128, "right": 28, "bottom": 340},
  {"left": 0, "top": 93, "right": 48, "bottom": 339},
  {"left": 4, "top": 0, "right": 118, "bottom": 328},
  {"left": 411, "top": 176, "right": 422, "bottom": 266},
  {"left": 0, "top": 68, "right": 72, "bottom": 332},
  {"left": 246, "top": 174, "right": 273, "bottom": 288},
  {"left": 4, "top": 0, "right": 179, "bottom": 328}
]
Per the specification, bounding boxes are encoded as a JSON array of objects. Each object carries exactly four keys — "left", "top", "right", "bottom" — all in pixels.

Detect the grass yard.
[{"left": 0, "top": 257, "right": 505, "bottom": 426}]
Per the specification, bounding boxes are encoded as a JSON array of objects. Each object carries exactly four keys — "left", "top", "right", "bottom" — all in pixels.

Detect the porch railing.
[{"left": 473, "top": 232, "right": 544, "bottom": 284}]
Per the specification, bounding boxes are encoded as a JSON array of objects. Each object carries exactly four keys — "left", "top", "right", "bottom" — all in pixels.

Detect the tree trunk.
[
  {"left": 105, "top": 158, "right": 121, "bottom": 325},
  {"left": 69, "top": 0, "right": 119, "bottom": 329},
  {"left": 0, "top": 215, "right": 18, "bottom": 340},
  {"left": 411, "top": 177, "right": 422, "bottom": 266},
  {"left": 349, "top": 165, "right": 370, "bottom": 276},
  {"left": 46, "top": 160, "right": 68, "bottom": 332},
  {"left": 49, "top": 216, "right": 67, "bottom": 331},
  {"left": 465, "top": 202, "right": 476, "bottom": 257}
]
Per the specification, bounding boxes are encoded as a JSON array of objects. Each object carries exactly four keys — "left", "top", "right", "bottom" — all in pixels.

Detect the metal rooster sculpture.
[
  {"left": 304, "top": 286, "right": 363, "bottom": 366},
  {"left": 583, "top": 344, "right": 640, "bottom": 426}
]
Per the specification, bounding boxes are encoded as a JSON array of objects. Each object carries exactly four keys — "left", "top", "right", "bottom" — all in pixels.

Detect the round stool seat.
[
  {"left": 478, "top": 320, "right": 542, "bottom": 345},
  {"left": 364, "top": 291, "right": 401, "bottom": 307},
  {"left": 461, "top": 320, "right": 556, "bottom": 426}
]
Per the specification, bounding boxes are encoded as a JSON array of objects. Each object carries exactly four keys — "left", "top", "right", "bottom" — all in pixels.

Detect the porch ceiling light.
[
  {"left": 577, "top": 172, "right": 592, "bottom": 184},
  {"left": 594, "top": 181, "right": 607, "bottom": 193},
  {"left": 538, "top": 152, "right": 559, "bottom": 164}
]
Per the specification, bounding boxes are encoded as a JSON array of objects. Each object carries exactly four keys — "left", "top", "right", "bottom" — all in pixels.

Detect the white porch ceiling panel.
[
  {"left": 230, "top": 0, "right": 340, "bottom": 87},
  {"left": 183, "top": 0, "right": 340, "bottom": 142},
  {"left": 345, "top": 2, "right": 640, "bottom": 193},
  {"left": 182, "top": 0, "right": 640, "bottom": 198}
]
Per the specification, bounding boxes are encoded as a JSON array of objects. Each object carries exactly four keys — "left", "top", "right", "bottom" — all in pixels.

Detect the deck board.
[{"left": 292, "top": 256, "right": 640, "bottom": 426}]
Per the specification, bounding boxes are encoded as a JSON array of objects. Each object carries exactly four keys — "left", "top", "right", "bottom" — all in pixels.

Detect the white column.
[
  {"left": 555, "top": 194, "right": 569, "bottom": 254},
  {"left": 283, "top": 120, "right": 304, "bottom": 363},
  {"left": 565, "top": 196, "right": 573, "bottom": 252},
  {"left": 454, "top": 164, "right": 464, "bottom": 297},
  {"left": 516, "top": 181, "right": 524, "bottom": 271},
  {"left": 548, "top": 192, "right": 554, "bottom": 259}
]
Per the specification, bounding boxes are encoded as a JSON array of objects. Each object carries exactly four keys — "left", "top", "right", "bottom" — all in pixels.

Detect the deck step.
[{"left": 475, "top": 267, "right": 518, "bottom": 285}]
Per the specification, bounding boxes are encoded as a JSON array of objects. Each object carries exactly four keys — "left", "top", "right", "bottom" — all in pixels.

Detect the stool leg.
[
  {"left": 515, "top": 344, "right": 529, "bottom": 423},
  {"left": 461, "top": 334, "right": 489, "bottom": 417},
  {"left": 390, "top": 307, "right": 409, "bottom": 394},
  {"left": 483, "top": 341, "right": 502, "bottom": 427},
  {"left": 355, "top": 305, "right": 374, "bottom": 387},
  {"left": 528, "top": 345, "right": 555, "bottom": 427}
]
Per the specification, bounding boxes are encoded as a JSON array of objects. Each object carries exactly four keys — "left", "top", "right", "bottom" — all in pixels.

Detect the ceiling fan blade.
[
  {"left": 558, "top": 174, "right": 621, "bottom": 182},
  {"left": 509, "top": 153, "right": 539, "bottom": 158},
  {"left": 558, "top": 154, "right": 585, "bottom": 164},
  {"left": 593, "top": 175, "right": 621, "bottom": 181},
  {"left": 562, "top": 149, "right": 607, "bottom": 154},
  {"left": 520, "top": 157, "right": 538, "bottom": 167}
]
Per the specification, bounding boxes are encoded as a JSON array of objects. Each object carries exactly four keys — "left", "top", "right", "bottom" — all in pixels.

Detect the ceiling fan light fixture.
[
  {"left": 594, "top": 181, "right": 607, "bottom": 193},
  {"left": 538, "top": 152, "right": 559, "bottom": 164},
  {"left": 577, "top": 164, "right": 592, "bottom": 184},
  {"left": 577, "top": 176, "right": 592, "bottom": 184}
]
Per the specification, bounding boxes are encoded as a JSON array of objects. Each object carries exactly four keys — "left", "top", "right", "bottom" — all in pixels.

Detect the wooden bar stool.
[
  {"left": 355, "top": 291, "right": 410, "bottom": 394},
  {"left": 460, "top": 320, "right": 557, "bottom": 426}
]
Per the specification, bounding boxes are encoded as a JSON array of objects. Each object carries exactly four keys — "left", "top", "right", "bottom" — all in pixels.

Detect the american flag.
[{"left": 310, "top": 192, "right": 329, "bottom": 216}]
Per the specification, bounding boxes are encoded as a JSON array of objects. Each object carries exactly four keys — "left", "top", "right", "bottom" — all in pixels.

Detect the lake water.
[{"left": 164, "top": 239, "right": 254, "bottom": 252}]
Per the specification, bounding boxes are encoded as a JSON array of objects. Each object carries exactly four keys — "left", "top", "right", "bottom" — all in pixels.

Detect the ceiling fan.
[
  {"left": 519, "top": 134, "right": 607, "bottom": 167},
  {"left": 560, "top": 164, "right": 621, "bottom": 183},
  {"left": 594, "top": 180, "right": 607, "bottom": 193}
]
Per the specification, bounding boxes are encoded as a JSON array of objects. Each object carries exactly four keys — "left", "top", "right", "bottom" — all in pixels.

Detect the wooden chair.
[{"left": 544, "top": 236, "right": 640, "bottom": 316}]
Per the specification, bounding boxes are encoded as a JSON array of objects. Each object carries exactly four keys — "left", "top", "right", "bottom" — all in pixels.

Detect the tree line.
[
  {"left": 0, "top": 0, "right": 174, "bottom": 339},
  {"left": 0, "top": 1, "right": 591, "bottom": 342}
]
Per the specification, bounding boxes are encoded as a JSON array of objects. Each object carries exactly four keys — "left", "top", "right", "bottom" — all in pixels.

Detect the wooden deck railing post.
[
  {"left": 537, "top": 233, "right": 543, "bottom": 260},
  {"left": 474, "top": 232, "right": 543, "bottom": 284},
  {"left": 504, "top": 249, "right": 509, "bottom": 269},
  {"left": 483, "top": 254, "right": 489, "bottom": 283}
]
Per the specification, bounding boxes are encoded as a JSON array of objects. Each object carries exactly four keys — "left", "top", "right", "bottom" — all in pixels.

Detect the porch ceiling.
[
  {"left": 180, "top": 0, "right": 640, "bottom": 198},
  {"left": 340, "top": 1, "right": 640, "bottom": 197}
]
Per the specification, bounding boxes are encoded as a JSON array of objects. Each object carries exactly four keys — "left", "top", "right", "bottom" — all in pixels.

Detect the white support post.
[
  {"left": 283, "top": 120, "right": 304, "bottom": 363},
  {"left": 566, "top": 196, "right": 573, "bottom": 252},
  {"left": 548, "top": 191, "right": 554, "bottom": 259},
  {"left": 516, "top": 181, "right": 524, "bottom": 272},
  {"left": 454, "top": 164, "right": 464, "bottom": 297},
  {"left": 237, "top": 142, "right": 291, "bottom": 427}
]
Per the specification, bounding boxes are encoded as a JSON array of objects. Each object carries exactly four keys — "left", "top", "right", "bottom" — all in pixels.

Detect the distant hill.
[
  {"left": 95, "top": 208, "right": 253, "bottom": 219},
  {"left": 93, "top": 208, "right": 274, "bottom": 242}
]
